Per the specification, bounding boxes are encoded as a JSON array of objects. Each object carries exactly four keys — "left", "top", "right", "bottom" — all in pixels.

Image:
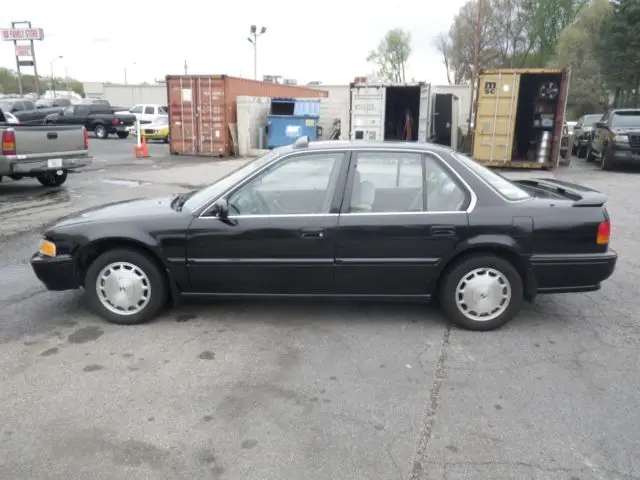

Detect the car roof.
[{"left": 273, "top": 139, "right": 457, "bottom": 156}]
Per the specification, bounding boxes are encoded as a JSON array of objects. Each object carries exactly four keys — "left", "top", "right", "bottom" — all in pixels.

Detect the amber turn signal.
[{"left": 38, "top": 239, "right": 57, "bottom": 257}]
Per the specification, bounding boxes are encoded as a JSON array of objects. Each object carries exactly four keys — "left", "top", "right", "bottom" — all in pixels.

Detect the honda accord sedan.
[{"left": 31, "top": 137, "right": 617, "bottom": 331}]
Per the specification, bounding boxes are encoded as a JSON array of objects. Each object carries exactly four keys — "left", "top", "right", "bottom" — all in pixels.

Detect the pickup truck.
[
  {"left": 0, "top": 98, "right": 66, "bottom": 125},
  {"left": 0, "top": 108, "right": 91, "bottom": 187},
  {"left": 587, "top": 108, "right": 640, "bottom": 171},
  {"left": 44, "top": 104, "right": 137, "bottom": 139}
]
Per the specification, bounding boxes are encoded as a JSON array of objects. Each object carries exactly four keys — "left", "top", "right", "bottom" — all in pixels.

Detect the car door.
[
  {"left": 186, "top": 150, "right": 348, "bottom": 295},
  {"left": 334, "top": 149, "right": 470, "bottom": 296}
]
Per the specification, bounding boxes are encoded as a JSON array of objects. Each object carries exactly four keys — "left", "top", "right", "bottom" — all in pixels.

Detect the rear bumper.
[
  {"left": 31, "top": 253, "right": 81, "bottom": 291},
  {"left": 530, "top": 250, "right": 617, "bottom": 294},
  {"left": 4, "top": 152, "right": 92, "bottom": 175}
]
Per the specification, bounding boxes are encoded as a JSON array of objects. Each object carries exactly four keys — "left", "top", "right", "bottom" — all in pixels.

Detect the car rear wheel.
[
  {"left": 439, "top": 254, "right": 523, "bottom": 331},
  {"left": 95, "top": 124, "right": 108, "bottom": 139},
  {"left": 84, "top": 248, "right": 168, "bottom": 325},
  {"left": 117, "top": 132, "right": 129, "bottom": 139},
  {"left": 37, "top": 170, "right": 67, "bottom": 187},
  {"left": 585, "top": 145, "right": 595, "bottom": 162}
]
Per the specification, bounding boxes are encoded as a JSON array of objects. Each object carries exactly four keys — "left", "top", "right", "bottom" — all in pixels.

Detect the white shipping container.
[
  {"left": 431, "top": 84, "right": 472, "bottom": 133},
  {"left": 349, "top": 82, "right": 432, "bottom": 143}
]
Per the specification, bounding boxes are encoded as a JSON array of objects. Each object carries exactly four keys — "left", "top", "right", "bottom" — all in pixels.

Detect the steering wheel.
[{"left": 229, "top": 188, "right": 271, "bottom": 215}]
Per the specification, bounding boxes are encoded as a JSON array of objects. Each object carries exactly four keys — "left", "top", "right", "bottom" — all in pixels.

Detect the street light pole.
[
  {"left": 50, "top": 55, "right": 63, "bottom": 97},
  {"left": 247, "top": 25, "right": 267, "bottom": 80},
  {"left": 124, "top": 62, "right": 136, "bottom": 85}
]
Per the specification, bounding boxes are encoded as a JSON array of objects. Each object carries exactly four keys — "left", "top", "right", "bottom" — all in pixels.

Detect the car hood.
[
  {"left": 143, "top": 123, "right": 169, "bottom": 130},
  {"left": 50, "top": 195, "right": 177, "bottom": 229},
  {"left": 611, "top": 127, "right": 640, "bottom": 134}
]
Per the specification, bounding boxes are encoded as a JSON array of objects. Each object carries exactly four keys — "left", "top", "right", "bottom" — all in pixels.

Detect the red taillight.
[
  {"left": 597, "top": 220, "right": 610, "bottom": 245},
  {"left": 2, "top": 129, "right": 16, "bottom": 155},
  {"left": 111, "top": 118, "right": 119, "bottom": 126},
  {"left": 83, "top": 127, "right": 89, "bottom": 150}
]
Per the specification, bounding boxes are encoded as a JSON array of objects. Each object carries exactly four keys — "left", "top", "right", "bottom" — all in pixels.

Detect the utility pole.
[
  {"left": 184, "top": 59, "right": 188, "bottom": 75},
  {"left": 247, "top": 25, "right": 267, "bottom": 80},
  {"left": 468, "top": 0, "right": 483, "bottom": 136},
  {"left": 50, "top": 55, "right": 63, "bottom": 97}
]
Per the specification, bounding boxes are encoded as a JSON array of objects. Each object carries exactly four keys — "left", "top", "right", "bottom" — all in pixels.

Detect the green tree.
[
  {"left": 0, "top": 67, "right": 84, "bottom": 97},
  {"left": 555, "top": 0, "right": 614, "bottom": 115},
  {"left": 596, "top": 0, "right": 640, "bottom": 107},
  {"left": 367, "top": 28, "right": 412, "bottom": 82}
]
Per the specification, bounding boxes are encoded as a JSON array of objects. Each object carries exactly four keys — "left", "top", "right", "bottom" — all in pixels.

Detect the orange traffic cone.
[{"left": 134, "top": 136, "right": 150, "bottom": 159}]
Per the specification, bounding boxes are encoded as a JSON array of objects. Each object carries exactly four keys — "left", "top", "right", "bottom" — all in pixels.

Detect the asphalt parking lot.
[{"left": 0, "top": 150, "right": 638, "bottom": 480}]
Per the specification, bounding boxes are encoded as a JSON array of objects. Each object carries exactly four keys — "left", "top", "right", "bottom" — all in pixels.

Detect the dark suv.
[{"left": 588, "top": 109, "right": 640, "bottom": 170}]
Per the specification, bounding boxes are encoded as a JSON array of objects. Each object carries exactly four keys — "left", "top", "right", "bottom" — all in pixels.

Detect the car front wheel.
[
  {"left": 439, "top": 254, "right": 523, "bottom": 331},
  {"left": 84, "top": 248, "right": 168, "bottom": 325}
]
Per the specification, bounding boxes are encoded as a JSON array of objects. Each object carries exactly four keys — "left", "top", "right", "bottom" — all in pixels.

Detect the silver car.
[{"left": 572, "top": 114, "right": 603, "bottom": 157}]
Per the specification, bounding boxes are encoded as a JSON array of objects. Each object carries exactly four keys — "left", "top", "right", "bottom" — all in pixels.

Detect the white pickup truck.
[{"left": 0, "top": 108, "right": 91, "bottom": 187}]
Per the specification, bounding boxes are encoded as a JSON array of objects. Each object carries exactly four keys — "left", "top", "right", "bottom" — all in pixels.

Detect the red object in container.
[{"left": 166, "top": 75, "right": 328, "bottom": 157}]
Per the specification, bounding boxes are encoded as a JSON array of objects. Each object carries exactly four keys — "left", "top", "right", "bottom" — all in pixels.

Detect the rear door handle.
[
  {"left": 299, "top": 228, "right": 325, "bottom": 239},
  {"left": 430, "top": 225, "right": 456, "bottom": 237},
  {"left": 46, "top": 132, "right": 58, "bottom": 139}
]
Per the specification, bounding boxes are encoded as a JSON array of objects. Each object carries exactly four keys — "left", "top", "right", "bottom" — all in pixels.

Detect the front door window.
[{"left": 227, "top": 152, "right": 344, "bottom": 216}]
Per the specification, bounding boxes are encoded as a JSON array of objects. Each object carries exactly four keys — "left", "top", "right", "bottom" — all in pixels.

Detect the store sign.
[
  {"left": 1, "top": 28, "right": 44, "bottom": 41},
  {"left": 14, "top": 44, "right": 32, "bottom": 56}
]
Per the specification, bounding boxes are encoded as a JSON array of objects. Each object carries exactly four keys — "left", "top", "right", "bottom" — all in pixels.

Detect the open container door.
[
  {"left": 451, "top": 96, "right": 459, "bottom": 149},
  {"left": 417, "top": 83, "right": 431, "bottom": 142},
  {"left": 550, "top": 67, "right": 572, "bottom": 168},
  {"left": 472, "top": 71, "right": 521, "bottom": 165},
  {"left": 349, "top": 84, "right": 386, "bottom": 141}
]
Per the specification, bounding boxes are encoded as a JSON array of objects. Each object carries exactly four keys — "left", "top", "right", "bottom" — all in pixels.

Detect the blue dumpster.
[{"left": 267, "top": 98, "right": 321, "bottom": 148}]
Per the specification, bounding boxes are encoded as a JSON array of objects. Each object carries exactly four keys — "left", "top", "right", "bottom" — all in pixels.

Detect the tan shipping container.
[
  {"left": 471, "top": 67, "right": 571, "bottom": 169},
  {"left": 166, "top": 75, "right": 329, "bottom": 156}
]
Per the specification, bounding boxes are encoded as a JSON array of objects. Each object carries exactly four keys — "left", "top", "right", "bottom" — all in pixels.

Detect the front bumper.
[
  {"left": 10, "top": 154, "right": 92, "bottom": 174},
  {"left": 530, "top": 250, "right": 617, "bottom": 294},
  {"left": 610, "top": 147, "right": 640, "bottom": 163},
  {"left": 31, "top": 253, "right": 81, "bottom": 291}
]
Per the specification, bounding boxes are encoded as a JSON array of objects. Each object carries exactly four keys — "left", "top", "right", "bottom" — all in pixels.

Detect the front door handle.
[
  {"left": 299, "top": 228, "right": 325, "bottom": 239},
  {"left": 430, "top": 225, "right": 456, "bottom": 237}
]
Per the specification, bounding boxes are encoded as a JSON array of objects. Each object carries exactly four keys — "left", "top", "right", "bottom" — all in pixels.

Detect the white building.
[{"left": 83, "top": 82, "right": 166, "bottom": 108}]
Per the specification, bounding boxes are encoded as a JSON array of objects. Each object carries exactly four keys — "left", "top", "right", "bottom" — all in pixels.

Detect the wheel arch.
[
  {"left": 76, "top": 237, "right": 179, "bottom": 304},
  {"left": 434, "top": 239, "right": 534, "bottom": 301}
]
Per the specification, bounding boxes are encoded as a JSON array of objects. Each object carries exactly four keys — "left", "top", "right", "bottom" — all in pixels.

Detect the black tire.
[
  {"left": 600, "top": 146, "right": 615, "bottom": 171},
  {"left": 585, "top": 145, "right": 595, "bottom": 162},
  {"left": 84, "top": 248, "right": 168, "bottom": 325},
  {"left": 577, "top": 146, "right": 586, "bottom": 158},
  {"left": 95, "top": 124, "right": 108, "bottom": 139},
  {"left": 439, "top": 254, "right": 523, "bottom": 331},
  {"left": 36, "top": 170, "right": 67, "bottom": 187},
  {"left": 117, "top": 132, "right": 129, "bottom": 139}
]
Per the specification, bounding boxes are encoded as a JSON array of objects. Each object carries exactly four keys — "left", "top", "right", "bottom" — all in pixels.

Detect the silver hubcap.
[
  {"left": 455, "top": 268, "right": 511, "bottom": 322},
  {"left": 96, "top": 262, "right": 151, "bottom": 315}
]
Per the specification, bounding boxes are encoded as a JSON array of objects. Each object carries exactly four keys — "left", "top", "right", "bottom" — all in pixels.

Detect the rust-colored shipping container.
[{"left": 166, "top": 75, "right": 329, "bottom": 156}]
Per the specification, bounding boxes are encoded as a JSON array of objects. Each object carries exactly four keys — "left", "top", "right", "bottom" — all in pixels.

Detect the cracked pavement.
[{"left": 0, "top": 140, "right": 638, "bottom": 480}]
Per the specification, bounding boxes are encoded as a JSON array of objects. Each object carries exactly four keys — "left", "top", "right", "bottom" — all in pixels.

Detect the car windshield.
[
  {"left": 0, "top": 100, "right": 13, "bottom": 111},
  {"left": 610, "top": 112, "right": 640, "bottom": 127},
  {"left": 583, "top": 115, "right": 602, "bottom": 126},
  {"left": 181, "top": 150, "right": 280, "bottom": 213},
  {"left": 453, "top": 152, "right": 532, "bottom": 201}
]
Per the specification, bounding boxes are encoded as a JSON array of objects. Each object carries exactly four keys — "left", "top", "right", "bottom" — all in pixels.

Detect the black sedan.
[{"left": 30, "top": 137, "right": 618, "bottom": 331}]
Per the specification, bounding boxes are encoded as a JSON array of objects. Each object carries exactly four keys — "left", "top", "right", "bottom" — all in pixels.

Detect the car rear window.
[{"left": 453, "top": 153, "right": 532, "bottom": 201}]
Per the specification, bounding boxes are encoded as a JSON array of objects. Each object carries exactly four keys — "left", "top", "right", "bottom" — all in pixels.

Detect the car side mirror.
[
  {"left": 211, "top": 198, "right": 229, "bottom": 219},
  {"left": 10, "top": 108, "right": 18, "bottom": 113}
]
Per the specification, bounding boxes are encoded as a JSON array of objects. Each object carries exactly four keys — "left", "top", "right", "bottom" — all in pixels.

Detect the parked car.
[
  {"left": 587, "top": 109, "right": 640, "bottom": 170},
  {"left": 560, "top": 123, "right": 570, "bottom": 164},
  {"left": 30, "top": 137, "right": 617, "bottom": 331},
  {"left": 4, "top": 111, "right": 19, "bottom": 124},
  {"left": 44, "top": 104, "right": 136, "bottom": 139},
  {"left": 116, "top": 104, "right": 168, "bottom": 126},
  {"left": 0, "top": 98, "right": 66, "bottom": 125},
  {"left": 0, "top": 108, "right": 91, "bottom": 187},
  {"left": 139, "top": 116, "right": 169, "bottom": 143},
  {"left": 572, "top": 114, "right": 603, "bottom": 157}
]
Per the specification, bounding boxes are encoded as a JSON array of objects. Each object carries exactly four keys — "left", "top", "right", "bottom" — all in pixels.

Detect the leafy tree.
[
  {"left": 436, "top": 0, "right": 585, "bottom": 84},
  {"left": 0, "top": 67, "right": 84, "bottom": 96},
  {"left": 555, "top": 0, "right": 614, "bottom": 116},
  {"left": 367, "top": 28, "right": 412, "bottom": 82},
  {"left": 596, "top": 0, "right": 640, "bottom": 107}
]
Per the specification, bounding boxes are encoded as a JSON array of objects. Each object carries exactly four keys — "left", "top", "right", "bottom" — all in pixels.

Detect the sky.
[{"left": 0, "top": 0, "right": 467, "bottom": 87}]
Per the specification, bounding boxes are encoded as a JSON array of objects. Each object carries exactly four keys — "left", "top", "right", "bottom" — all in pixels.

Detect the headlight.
[
  {"left": 614, "top": 134, "right": 628, "bottom": 143},
  {"left": 38, "top": 239, "right": 57, "bottom": 257}
]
